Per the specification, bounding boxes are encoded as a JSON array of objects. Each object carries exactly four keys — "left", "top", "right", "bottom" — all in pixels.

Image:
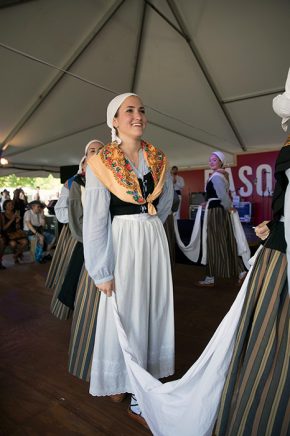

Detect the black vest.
[
  {"left": 205, "top": 179, "right": 222, "bottom": 209},
  {"left": 110, "top": 172, "right": 159, "bottom": 219}
]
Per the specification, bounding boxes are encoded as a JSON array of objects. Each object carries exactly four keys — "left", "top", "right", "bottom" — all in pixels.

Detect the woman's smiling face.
[
  {"left": 209, "top": 153, "right": 222, "bottom": 171},
  {"left": 113, "top": 96, "right": 147, "bottom": 140}
]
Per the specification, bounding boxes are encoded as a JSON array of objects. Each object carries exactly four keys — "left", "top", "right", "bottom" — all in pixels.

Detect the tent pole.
[{"left": 130, "top": 0, "right": 147, "bottom": 92}]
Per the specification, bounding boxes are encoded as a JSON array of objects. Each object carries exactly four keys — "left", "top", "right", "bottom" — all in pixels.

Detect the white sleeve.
[
  {"left": 212, "top": 175, "right": 232, "bottom": 210},
  {"left": 175, "top": 175, "right": 185, "bottom": 190},
  {"left": 157, "top": 171, "right": 174, "bottom": 224},
  {"left": 83, "top": 165, "right": 114, "bottom": 285},
  {"left": 54, "top": 186, "right": 69, "bottom": 223}
]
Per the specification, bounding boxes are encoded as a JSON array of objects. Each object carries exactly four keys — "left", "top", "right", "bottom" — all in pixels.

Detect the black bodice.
[
  {"left": 110, "top": 172, "right": 159, "bottom": 219},
  {"left": 205, "top": 179, "right": 222, "bottom": 209}
]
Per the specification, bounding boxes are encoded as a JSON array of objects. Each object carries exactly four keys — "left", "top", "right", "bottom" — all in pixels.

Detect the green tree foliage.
[{"left": 0, "top": 174, "right": 60, "bottom": 190}]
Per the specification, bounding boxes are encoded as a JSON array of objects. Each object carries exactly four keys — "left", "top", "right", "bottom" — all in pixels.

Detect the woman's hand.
[
  {"left": 254, "top": 221, "right": 270, "bottom": 240},
  {"left": 98, "top": 279, "right": 115, "bottom": 297}
]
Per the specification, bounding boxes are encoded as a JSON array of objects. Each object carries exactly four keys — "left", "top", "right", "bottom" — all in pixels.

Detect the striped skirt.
[
  {"left": 45, "top": 224, "right": 70, "bottom": 289},
  {"left": 50, "top": 233, "right": 78, "bottom": 320},
  {"left": 68, "top": 266, "right": 101, "bottom": 381},
  {"left": 215, "top": 247, "right": 290, "bottom": 436},
  {"left": 206, "top": 207, "right": 244, "bottom": 278}
]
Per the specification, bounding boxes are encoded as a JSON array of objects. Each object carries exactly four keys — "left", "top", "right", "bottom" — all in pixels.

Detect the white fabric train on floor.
[
  {"left": 174, "top": 201, "right": 251, "bottom": 270},
  {"left": 112, "top": 269, "right": 254, "bottom": 436}
]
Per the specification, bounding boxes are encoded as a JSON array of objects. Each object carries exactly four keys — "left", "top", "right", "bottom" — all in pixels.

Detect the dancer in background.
[
  {"left": 68, "top": 141, "right": 104, "bottom": 382},
  {"left": 50, "top": 140, "right": 104, "bottom": 320},
  {"left": 83, "top": 93, "right": 174, "bottom": 428},
  {"left": 197, "top": 151, "right": 248, "bottom": 287}
]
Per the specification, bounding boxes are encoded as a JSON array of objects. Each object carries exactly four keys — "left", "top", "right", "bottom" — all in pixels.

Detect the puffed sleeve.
[
  {"left": 68, "top": 181, "right": 83, "bottom": 242},
  {"left": 83, "top": 165, "right": 114, "bottom": 285},
  {"left": 157, "top": 170, "right": 174, "bottom": 223},
  {"left": 54, "top": 185, "right": 69, "bottom": 223},
  {"left": 212, "top": 174, "right": 232, "bottom": 210}
]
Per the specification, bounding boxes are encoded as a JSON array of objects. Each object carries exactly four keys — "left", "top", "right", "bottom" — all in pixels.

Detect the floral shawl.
[{"left": 88, "top": 140, "right": 167, "bottom": 215}]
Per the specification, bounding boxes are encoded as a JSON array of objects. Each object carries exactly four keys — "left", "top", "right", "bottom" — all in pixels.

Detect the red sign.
[{"left": 178, "top": 150, "right": 279, "bottom": 225}]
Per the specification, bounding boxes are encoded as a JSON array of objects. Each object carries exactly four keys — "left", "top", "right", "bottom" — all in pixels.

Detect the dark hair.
[
  {"left": 171, "top": 166, "right": 178, "bottom": 171},
  {"left": 3, "top": 199, "right": 13, "bottom": 211}
]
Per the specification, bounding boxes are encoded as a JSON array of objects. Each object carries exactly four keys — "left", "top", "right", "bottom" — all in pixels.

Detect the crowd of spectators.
[{"left": 0, "top": 188, "right": 56, "bottom": 269}]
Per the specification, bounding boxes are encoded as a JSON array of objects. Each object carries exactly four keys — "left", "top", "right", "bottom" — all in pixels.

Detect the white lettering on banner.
[
  {"left": 256, "top": 164, "right": 272, "bottom": 196},
  {"left": 238, "top": 166, "right": 253, "bottom": 196},
  {"left": 204, "top": 164, "right": 273, "bottom": 197}
]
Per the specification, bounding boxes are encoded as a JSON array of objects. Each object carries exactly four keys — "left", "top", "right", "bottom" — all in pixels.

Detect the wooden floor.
[{"left": 0, "top": 254, "right": 241, "bottom": 435}]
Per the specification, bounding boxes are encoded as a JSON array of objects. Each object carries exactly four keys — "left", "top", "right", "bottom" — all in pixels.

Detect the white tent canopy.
[{"left": 0, "top": 0, "right": 289, "bottom": 177}]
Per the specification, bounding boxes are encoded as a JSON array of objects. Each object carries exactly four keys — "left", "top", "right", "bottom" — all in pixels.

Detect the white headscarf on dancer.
[
  {"left": 85, "top": 139, "right": 104, "bottom": 156},
  {"left": 106, "top": 93, "right": 138, "bottom": 144},
  {"left": 272, "top": 68, "right": 290, "bottom": 131},
  {"left": 212, "top": 151, "right": 225, "bottom": 166},
  {"left": 78, "top": 155, "right": 86, "bottom": 174}
]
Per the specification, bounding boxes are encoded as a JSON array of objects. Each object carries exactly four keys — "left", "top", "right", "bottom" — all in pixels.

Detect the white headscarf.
[
  {"left": 272, "top": 68, "right": 290, "bottom": 131},
  {"left": 106, "top": 93, "right": 138, "bottom": 144},
  {"left": 85, "top": 139, "right": 104, "bottom": 155},
  {"left": 78, "top": 155, "right": 86, "bottom": 174},
  {"left": 212, "top": 151, "right": 225, "bottom": 166}
]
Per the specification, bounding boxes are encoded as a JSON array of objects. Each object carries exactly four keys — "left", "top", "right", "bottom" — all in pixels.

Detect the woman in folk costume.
[
  {"left": 68, "top": 141, "right": 104, "bottom": 382},
  {"left": 50, "top": 140, "right": 103, "bottom": 320},
  {"left": 101, "top": 83, "right": 289, "bottom": 436},
  {"left": 214, "top": 71, "right": 290, "bottom": 436},
  {"left": 197, "top": 151, "right": 247, "bottom": 287},
  {"left": 83, "top": 93, "right": 174, "bottom": 428}
]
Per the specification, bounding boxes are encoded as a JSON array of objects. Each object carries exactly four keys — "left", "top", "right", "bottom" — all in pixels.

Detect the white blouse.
[
  {"left": 54, "top": 185, "right": 69, "bottom": 224},
  {"left": 83, "top": 158, "right": 173, "bottom": 286}
]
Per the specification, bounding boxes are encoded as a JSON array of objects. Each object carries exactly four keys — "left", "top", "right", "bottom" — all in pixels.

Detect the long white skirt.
[
  {"left": 89, "top": 214, "right": 175, "bottom": 396},
  {"left": 111, "top": 249, "right": 262, "bottom": 435}
]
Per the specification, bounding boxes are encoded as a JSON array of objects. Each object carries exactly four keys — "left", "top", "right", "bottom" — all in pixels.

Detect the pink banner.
[{"left": 178, "top": 150, "right": 279, "bottom": 225}]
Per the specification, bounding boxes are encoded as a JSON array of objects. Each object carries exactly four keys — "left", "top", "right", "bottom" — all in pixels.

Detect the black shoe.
[{"left": 44, "top": 254, "right": 53, "bottom": 261}]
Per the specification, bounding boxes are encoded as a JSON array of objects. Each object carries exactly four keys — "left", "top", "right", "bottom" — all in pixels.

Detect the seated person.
[
  {"left": 1, "top": 199, "right": 28, "bottom": 264},
  {"left": 24, "top": 200, "right": 55, "bottom": 263}
]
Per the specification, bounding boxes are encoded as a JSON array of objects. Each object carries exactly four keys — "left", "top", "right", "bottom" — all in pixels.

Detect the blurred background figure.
[
  {"left": 0, "top": 189, "right": 10, "bottom": 212},
  {"left": 1, "top": 199, "right": 28, "bottom": 264},
  {"left": 171, "top": 165, "right": 185, "bottom": 219},
  {"left": 33, "top": 186, "right": 41, "bottom": 201},
  {"left": 13, "top": 188, "right": 28, "bottom": 229}
]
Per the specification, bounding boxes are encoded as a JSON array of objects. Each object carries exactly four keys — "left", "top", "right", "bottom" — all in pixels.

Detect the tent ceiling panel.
[
  {"left": 181, "top": 0, "right": 290, "bottom": 99},
  {"left": 0, "top": 0, "right": 116, "bottom": 62},
  {"left": 135, "top": 6, "right": 241, "bottom": 148},
  {"left": 0, "top": 0, "right": 288, "bottom": 177},
  {"left": 5, "top": 0, "right": 143, "bottom": 152},
  {"left": 7, "top": 123, "right": 110, "bottom": 167},
  {"left": 226, "top": 95, "right": 286, "bottom": 149}
]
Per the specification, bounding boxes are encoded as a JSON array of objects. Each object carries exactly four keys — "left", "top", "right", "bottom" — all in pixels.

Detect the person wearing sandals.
[
  {"left": 83, "top": 93, "right": 174, "bottom": 429},
  {"left": 196, "top": 151, "right": 247, "bottom": 287},
  {"left": 1, "top": 199, "right": 28, "bottom": 264}
]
